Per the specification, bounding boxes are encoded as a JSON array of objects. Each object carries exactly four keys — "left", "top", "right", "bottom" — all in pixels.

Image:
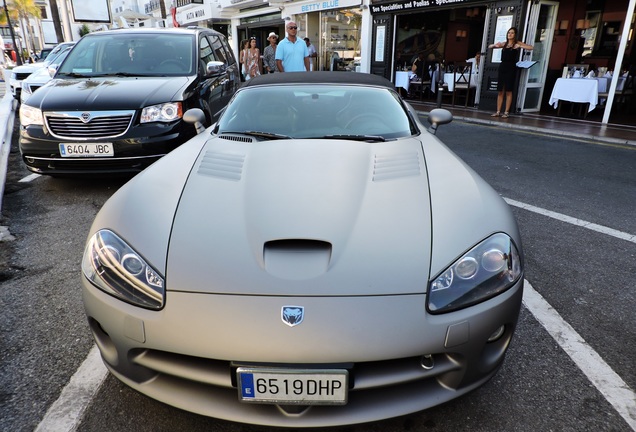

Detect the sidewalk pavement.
[
  {"left": 0, "top": 69, "right": 17, "bottom": 217},
  {"left": 410, "top": 100, "right": 636, "bottom": 147},
  {"left": 0, "top": 68, "right": 17, "bottom": 239}
]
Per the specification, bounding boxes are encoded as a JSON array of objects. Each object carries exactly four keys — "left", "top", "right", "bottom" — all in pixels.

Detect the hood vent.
[
  {"left": 373, "top": 153, "right": 421, "bottom": 182},
  {"left": 197, "top": 151, "right": 245, "bottom": 181},
  {"left": 264, "top": 239, "right": 332, "bottom": 280},
  {"left": 218, "top": 134, "right": 255, "bottom": 143}
]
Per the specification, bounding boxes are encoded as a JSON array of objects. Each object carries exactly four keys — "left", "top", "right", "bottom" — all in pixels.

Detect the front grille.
[
  {"left": 45, "top": 110, "right": 135, "bottom": 139},
  {"left": 15, "top": 72, "right": 31, "bottom": 80}
]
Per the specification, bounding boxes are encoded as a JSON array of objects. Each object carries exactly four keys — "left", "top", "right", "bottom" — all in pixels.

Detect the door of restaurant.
[{"left": 518, "top": 1, "right": 558, "bottom": 112}]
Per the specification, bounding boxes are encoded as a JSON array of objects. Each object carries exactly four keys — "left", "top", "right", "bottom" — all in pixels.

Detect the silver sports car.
[{"left": 82, "top": 72, "right": 524, "bottom": 427}]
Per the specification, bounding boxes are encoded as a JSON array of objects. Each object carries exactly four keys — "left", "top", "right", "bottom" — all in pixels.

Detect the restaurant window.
[{"left": 394, "top": 7, "right": 485, "bottom": 71}]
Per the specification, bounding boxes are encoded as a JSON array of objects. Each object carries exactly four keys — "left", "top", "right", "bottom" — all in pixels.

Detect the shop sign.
[
  {"left": 370, "top": 0, "right": 479, "bottom": 14},
  {"left": 176, "top": 4, "right": 212, "bottom": 23},
  {"left": 286, "top": 0, "right": 361, "bottom": 15}
]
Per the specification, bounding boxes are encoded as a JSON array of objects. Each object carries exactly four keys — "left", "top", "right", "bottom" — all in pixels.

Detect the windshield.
[
  {"left": 45, "top": 47, "right": 72, "bottom": 67},
  {"left": 57, "top": 33, "right": 195, "bottom": 77},
  {"left": 217, "top": 85, "right": 415, "bottom": 140}
]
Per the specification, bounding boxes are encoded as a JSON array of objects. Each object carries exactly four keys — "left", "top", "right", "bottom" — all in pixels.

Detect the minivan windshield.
[{"left": 57, "top": 33, "right": 195, "bottom": 77}]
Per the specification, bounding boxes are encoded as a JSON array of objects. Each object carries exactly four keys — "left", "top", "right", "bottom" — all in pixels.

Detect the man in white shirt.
[{"left": 304, "top": 37, "right": 317, "bottom": 71}]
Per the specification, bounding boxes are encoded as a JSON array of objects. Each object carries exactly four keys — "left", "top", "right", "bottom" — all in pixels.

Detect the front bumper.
[
  {"left": 82, "top": 278, "right": 524, "bottom": 427},
  {"left": 19, "top": 121, "right": 196, "bottom": 175}
]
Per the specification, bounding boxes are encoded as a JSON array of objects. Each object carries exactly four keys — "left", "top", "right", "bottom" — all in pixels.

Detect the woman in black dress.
[{"left": 488, "top": 27, "right": 533, "bottom": 118}]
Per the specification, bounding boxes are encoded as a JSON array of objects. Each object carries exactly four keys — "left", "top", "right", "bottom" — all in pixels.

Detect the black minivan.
[{"left": 19, "top": 27, "right": 240, "bottom": 175}]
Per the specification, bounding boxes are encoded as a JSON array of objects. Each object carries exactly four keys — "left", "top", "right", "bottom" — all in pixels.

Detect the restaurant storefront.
[
  {"left": 368, "top": 0, "right": 635, "bottom": 125},
  {"left": 207, "top": 0, "right": 634, "bottom": 124}
]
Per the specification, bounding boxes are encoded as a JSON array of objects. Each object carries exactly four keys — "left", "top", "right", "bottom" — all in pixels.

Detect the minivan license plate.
[
  {"left": 237, "top": 368, "right": 348, "bottom": 405},
  {"left": 59, "top": 143, "right": 113, "bottom": 157}
]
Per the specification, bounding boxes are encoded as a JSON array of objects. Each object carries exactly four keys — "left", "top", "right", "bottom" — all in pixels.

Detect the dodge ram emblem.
[
  {"left": 281, "top": 306, "right": 304, "bottom": 327},
  {"left": 80, "top": 112, "right": 91, "bottom": 123}
]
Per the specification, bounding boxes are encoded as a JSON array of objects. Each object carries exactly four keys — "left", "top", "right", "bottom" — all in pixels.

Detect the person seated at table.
[
  {"left": 466, "top": 51, "right": 481, "bottom": 73},
  {"left": 411, "top": 52, "right": 426, "bottom": 80},
  {"left": 413, "top": 52, "right": 438, "bottom": 81}
]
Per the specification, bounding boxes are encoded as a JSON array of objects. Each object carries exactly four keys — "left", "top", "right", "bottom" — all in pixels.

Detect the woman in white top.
[{"left": 244, "top": 37, "right": 261, "bottom": 80}]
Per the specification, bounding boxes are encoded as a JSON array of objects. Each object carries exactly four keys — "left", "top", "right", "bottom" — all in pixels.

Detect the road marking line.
[
  {"left": 505, "top": 198, "right": 636, "bottom": 244},
  {"left": 19, "top": 173, "right": 41, "bottom": 183},
  {"left": 523, "top": 281, "right": 636, "bottom": 430},
  {"left": 34, "top": 345, "right": 107, "bottom": 432}
]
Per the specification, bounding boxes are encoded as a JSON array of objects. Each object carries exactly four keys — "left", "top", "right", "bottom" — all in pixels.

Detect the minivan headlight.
[
  {"left": 82, "top": 229, "right": 165, "bottom": 309},
  {"left": 428, "top": 233, "right": 522, "bottom": 313},
  {"left": 19, "top": 104, "right": 44, "bottom": 127},
  {"left": 141, "top": 102, "right": 183, "bottom": 123}
]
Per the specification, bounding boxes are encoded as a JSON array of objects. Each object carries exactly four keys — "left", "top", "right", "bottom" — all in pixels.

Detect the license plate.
[
  {"left": 59, "top": 143, "right": 113, "bottom": 158},
  {"left": 237, "top": 368, "right": 348, "bottom": 405}
]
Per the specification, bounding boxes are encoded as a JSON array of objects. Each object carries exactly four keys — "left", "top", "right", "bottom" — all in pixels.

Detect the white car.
[
  {"left": 20, "top": 47, "right": 72, "bottom": 104},
  {"left": 81, "top": 72, "right": 525, "bottom": 427},
  {"left": 9, "top": 42, "right": 74, "bottom": 100}
]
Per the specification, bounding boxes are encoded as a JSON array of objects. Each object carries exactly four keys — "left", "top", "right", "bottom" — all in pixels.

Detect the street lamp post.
[{"left": 2, "top": 1, "right": 23, "bottom": 65}]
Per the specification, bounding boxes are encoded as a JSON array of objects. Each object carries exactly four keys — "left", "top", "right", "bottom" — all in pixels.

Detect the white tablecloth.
[
  {"left": 549, "top": 78, "right": 598, "bottom": 112},
  {"left": 443, "top": 72, "right": 478, "bottom": 92},
  {"left": 595, "top": 76, "right": 626, "bottom": 93},
  {"left": 395, "top": 71, "right": 414, "bottom": 91}
]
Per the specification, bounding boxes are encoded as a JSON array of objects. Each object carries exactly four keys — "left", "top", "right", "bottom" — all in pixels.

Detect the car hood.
[
  {"left": 12, "top": 63, "right": 46, "bottom": 75},
  {"left": 28, "top": 76, "right": 191, "bottom": 110},
  {"left": 166, "top": 137, "right": 433, "bottom": 296},
  {"left": 24, "top": 67, "right": 51, "bottom": 84}
]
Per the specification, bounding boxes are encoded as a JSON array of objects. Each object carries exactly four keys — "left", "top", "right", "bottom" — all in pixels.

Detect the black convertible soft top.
[{"left": 242, "top": 71, "right": 395, "bottom": 89}]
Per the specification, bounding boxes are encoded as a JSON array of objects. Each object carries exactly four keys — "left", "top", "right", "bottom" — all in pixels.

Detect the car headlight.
[
  {"left": 19, "top": 104, "right": 44, "bottom": 127},
  {"left": 82, "top": 229, "right": 165, "bottom": 309},
  {"left": 140, "top": 102, "right": 182, "bottom": 123},
  {"left": 428, "top": 233, "right": 522, "bottom": 314},
  {"left": 21, "top": 81, "right": 32, "bottom": 95}
]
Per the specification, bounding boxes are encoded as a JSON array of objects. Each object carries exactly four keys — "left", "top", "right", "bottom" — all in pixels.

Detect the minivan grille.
[{"left": 45, "top": 111, "right": 134, "bottom": 139}]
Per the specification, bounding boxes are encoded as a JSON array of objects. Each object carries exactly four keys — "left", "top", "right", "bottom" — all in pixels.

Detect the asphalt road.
[{"left": 0, "top": 116, "right": 634, "bottom": 432}]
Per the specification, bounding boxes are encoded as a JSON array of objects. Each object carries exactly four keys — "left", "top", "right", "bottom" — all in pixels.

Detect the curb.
[
  {"left": 417, "top": 108, "right": 636, "bottom": 147},
  {"left": 0, "top": 69, "right": 17, "bottom": 218},
  {"left": 452, "top": 115, "right": 636, "bottom": 147}
]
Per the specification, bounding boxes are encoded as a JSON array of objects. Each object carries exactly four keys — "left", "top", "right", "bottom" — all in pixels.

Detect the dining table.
[
  {"left": 443, "top": 72, "right": 479, "bottom": 92},
  {"left": 595, "top": 76, "right": 626, "bottom": 93},
  {"left": 395, "top": 71, "right": 414, "bottom": 92},
  {"left": 548, "top": 78, "right": 599, "bottom": 116}
]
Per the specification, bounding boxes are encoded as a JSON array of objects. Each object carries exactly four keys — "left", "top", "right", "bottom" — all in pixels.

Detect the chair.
[
  {"left": 408, "top": 74, "right": 431, "bottom": 101},
  {"left": 451, "top": 62, "right": 475, "bottom": 107},
  {"left": 598, "top": 74, "right": 634, "bottom": 112},
  {"left": 565, "top": 64, "right": 589, "bottom": 77}
]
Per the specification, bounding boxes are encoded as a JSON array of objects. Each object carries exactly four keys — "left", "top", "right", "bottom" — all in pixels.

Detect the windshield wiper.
[
  {"left": 321, "top": 134, "right": 386, "bottom": 142},
  {"left": 91, "top": 72, "right": 140, "bottom": 77},
  {"left": 222, "top": 130, "right": 292, "bottom": 140},
  {"left": 56, "top": 72, "right": 88, "bottom": 78}
]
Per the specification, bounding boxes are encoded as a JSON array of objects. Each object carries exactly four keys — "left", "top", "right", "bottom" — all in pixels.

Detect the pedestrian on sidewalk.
[
  {"left": 263, "top": 32, "right": 278, "bottom": 74},
  {"left": 488, "top": 27, "right": 533, "bottom": 119},
  {"left": 275, "top": 22, "right": 309, "bottom": 72}
]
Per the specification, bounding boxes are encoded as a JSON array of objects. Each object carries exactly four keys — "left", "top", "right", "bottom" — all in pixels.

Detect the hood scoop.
[
  {"left": 264, "top": 239, "right": 332, "bottom": 280},
  {"left": 197, "top": 151, "right": 245, "bottom": 181},
  {"left": 373, "top": 152, "right": 421, "bottom": 182}
]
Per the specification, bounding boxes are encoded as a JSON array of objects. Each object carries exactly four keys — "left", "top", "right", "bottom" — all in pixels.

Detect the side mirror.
[
  {"left": 183, "top": 108, "right": 207, "bottom": 135},
  {"left": 48, "top": 64, "right": 59, "bottom": 78},
  {"left": 426, "top": 108, "right": 453, "bottom": 135},
  {"left": 206, "top": 61, "right": 226, "bottom": 75}
]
